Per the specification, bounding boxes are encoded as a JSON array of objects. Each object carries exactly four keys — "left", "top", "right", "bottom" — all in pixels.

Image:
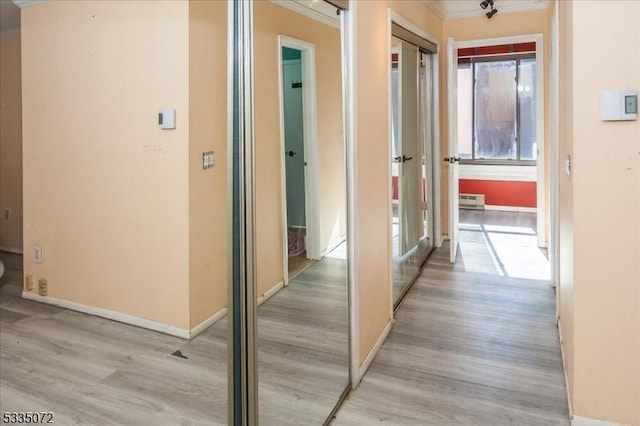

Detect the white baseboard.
[
  {"left": 572, "top": 416, "right": 628, "bottom": 426},
  {"left": 358, "top": 320, "right": 393, "bottom": 383},
  {"left": 257, "top": 281, "right": 284, "bottom": 306},
  {"left": 485, "top": 205, "right": 537, "bottom": 213},
  {"left": 557, "top": 320, "right": 573, "bottom": 417},
  {"left": 22, "top": 291, "right": 193, "bottom": 339},
  {"left": 189, "top": 307, "right": 227, "bottom": 339},
  {"left": 0, "top": 247, "right": 23, "bottom": 255}
]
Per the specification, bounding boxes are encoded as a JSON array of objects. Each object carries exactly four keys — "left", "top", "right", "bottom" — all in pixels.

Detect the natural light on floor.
[{"left": 458, "top": 221, "right": 550, "bottom": 280}]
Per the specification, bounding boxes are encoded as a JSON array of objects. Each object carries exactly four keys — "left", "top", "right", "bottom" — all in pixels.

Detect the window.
[{"left": 458, "top": 54, "right": 537, "bottom": 163}]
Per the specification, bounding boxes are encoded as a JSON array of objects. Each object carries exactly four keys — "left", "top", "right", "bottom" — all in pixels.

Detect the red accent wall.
[
  {"left": 392, "top": 176, "right": 398, "bottom": 200},
  {"left": 393, "top": 177, "right": 534, "bottom": 207},
  {"left": 458, "top": 42, "right": 536, "bottom": 58},
  {"left": 459, "top": 179, "right": 536, "bottom": 208}
]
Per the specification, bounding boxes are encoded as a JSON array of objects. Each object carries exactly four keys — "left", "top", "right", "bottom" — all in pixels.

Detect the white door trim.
[
  {"left": 432, "top": 51, "right": 443, "bottom": 247},
  {"left": 343, "top": 4, "right": 360, "bottom": 388},
  {"left": 447, "top": 37, "right": 460, "bottom": 263},
  {"left": 452, "top": 33, "right": 546, "bottom": 248},
  {"left": 277, "top": 36, "right": 322, "bottom": 286},
  {"left": 550, "top": 0, "right": 560, "bottom": 320}
]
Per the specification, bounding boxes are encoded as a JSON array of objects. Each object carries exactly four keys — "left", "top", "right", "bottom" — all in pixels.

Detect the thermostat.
[
  {"left": 158, "top": 108, "right": 176, "bottom": 129},
  {"left": 600, "top": 90, "right": 637, "bottom": 121}
]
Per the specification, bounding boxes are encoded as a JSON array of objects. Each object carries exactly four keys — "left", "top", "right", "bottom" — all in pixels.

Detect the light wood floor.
[
  {"left": 287, "top": 252, "right": 315, "bottom": 279},
  {"left": 1, "top": 210, "right": 566, "bottom": 425},
  {"left": 0, "top": 250, "right": 348, "bottom": 425},
  {"left": 333, "top": 210, "right": 569, "bottom": 425}
]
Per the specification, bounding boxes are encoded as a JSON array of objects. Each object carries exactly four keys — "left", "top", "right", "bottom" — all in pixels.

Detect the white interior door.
[
  {"left": 446, "top": 38, "right": 460, "bottom": 263},
  {"left": 421, "top": 53, "right": 435, "bottom": 244},
  {"left": 399, "top": 41, "right": 421, "bottom": 255},
  {"left": 283, "top": 59, "right": 306, "bottom": 229}
]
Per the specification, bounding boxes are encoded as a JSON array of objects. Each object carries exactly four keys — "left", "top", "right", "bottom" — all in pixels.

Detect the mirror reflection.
[
  {"left": 254, "top": 1, "right": 349, "bottom": 424},
  {"left": 391, "top": 34, "right": 436, "bottom": 306}
]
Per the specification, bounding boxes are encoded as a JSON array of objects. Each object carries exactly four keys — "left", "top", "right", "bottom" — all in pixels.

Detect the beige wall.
[
  {"left": 18, "top": 0, "right": 342, "bottom": 332},
  {"left": 21, "top": 1, "right": 191, "bottom": 328},
  {"left": 352, "top": 1, "right": 442, "bottom": 364},
  {"left": 558, "top": 1, "right": 640, "bottom": 424},
  {"left": 442, "top": 9, "right": 551, "bottom": 242},
  {"left": 0, "top": 33, "right": 23, "bottom": 252},
  {"left": 254, "top": 1, "right": 344, "bottom": 297},
  {"left": 188, "top": 0, "right": 228, "bottom": 328}
]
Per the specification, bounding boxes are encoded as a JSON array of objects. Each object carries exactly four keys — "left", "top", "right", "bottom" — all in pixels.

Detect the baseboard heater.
[{"left": 459, "top": 193, "right": 486, "bottom": 210}]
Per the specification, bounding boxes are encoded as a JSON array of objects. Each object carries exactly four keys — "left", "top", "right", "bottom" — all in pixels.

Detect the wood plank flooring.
[
  {"left": 0, "top": 250, "right": 349, "bottom": 425},
  {"left": 333, "top": 210, "right": 569, "bottom": 425},
  {"left": 1, "top": 210, "right": 567, "bottom": 425}
]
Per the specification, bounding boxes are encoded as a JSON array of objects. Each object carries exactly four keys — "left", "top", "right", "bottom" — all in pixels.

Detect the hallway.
[
  {"left": 333, "top": 211, "right": 569, "bottom": 425},
  {"left": 1, "top": 211, "right": 569, "bottom": 424},
  {"left": 0, "top": 249, "right": 347, "bottom": 425}
]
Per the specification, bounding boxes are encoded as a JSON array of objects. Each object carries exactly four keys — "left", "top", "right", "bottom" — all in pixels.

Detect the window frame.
[{"left": 459, "top": 53, "right": 537, "bottom": 166}]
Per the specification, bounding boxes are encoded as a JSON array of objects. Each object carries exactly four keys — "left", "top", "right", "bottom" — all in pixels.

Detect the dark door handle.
[
  {"left": 393, "top": 155, "right": 413, "bottom": 163},
  {"left": 443, "top": 156, "right": 461, "bottom": 163},
  {"left": 287, "top": 150, "right": 297, "bottom": 157}
]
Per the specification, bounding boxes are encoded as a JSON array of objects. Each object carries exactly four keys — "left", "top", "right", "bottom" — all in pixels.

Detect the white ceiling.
[
  {"left": 0, "top": 0, "right": 21, "bottom": 34},
  {"left": 423, "top": 0, "right": 548, "bottom": 19}
]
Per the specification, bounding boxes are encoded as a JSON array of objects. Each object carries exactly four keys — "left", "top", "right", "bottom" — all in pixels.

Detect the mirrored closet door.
[
  {"left": 390, "top": 25, "right": 438, "bottom": 307},
  {"left": 251, "top": 1, "right": 350, "bottom": 424}
]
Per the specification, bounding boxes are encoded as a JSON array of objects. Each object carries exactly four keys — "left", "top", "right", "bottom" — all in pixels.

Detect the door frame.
[
  {"left": 446, "top": 38, "right": 460, "bottom": 263},
  {"left": 277, "top": 35, "right": 322, "bottom": 285},
  {"left": 389, "top": 11, "right": 442, "bottom": 252},
  {"left": 388, "top": 10, "right": 442, "bottom": 311},
  {"left": 448, "top": 34, "right": 546, "bottom": 249}
]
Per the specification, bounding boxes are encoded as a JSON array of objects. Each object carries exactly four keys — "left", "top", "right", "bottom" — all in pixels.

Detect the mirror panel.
[
  {"left": 391, "top": 35, "right": 436, "bottom": 306},
  {"left": 253, "top": 1, "right": 349, "bottom": 424}
]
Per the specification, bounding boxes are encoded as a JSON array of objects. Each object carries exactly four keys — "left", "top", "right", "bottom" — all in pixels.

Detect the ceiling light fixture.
[
  {"left": 481, "top": 0, "right": 498, "bottom": 19},
  {"left": 480, "top": 0, "right": 493, "bottom": 10}
]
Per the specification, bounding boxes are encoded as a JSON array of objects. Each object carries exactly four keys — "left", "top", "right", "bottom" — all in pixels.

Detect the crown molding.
[
  {"left": 13, "top": 0, "right": 48, "bottom": 8},
  {"left": 422, "top": 0, "right": 549, "bottom": 20},
  {"left": 270, "top": 0, "right": 340, "bottom": 29},
  {"left": 421, "top": 0, "right": 446, "bottom": 19}
]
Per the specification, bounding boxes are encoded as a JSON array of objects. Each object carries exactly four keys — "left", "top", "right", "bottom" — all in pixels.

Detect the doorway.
[
  {"left": 281, "top": 47, "right": 310, "bottom": 277},
  {"left": 447, "top": 34, "right": 546, "bottom": 265},
  {"left": 278, "top": 37, "right": 321, "bottom": 282}
]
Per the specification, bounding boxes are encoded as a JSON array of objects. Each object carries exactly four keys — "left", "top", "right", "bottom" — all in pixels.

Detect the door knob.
[
  {"left": 287, "top": 150, "right": 297, "bottom": 157},
  {"left": 393, "top": 155, "right": 414, "bottom": 163},
  {"left": 442, "top": 156, "right": 461, "bottom": 163}
]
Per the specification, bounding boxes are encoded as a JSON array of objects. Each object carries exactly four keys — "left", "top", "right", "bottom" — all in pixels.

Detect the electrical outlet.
[
  {"left": 33, "top": 246, "right": 42, "bottom": 264},
  {"left": 202, "top": 151, "right": 214, "bottom": 169},
  {"left": 38, "top": 278, "right": 47, "bottom": 296},
  {"left": 25, "top": 275, "right": 34, "bottom": 291}
]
